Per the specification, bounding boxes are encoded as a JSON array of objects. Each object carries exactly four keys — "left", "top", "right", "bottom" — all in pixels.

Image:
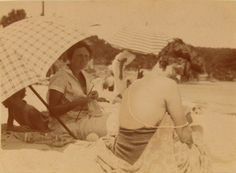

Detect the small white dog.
[{"left": 103, "top": 50, "right": 136, "bottom": 103}]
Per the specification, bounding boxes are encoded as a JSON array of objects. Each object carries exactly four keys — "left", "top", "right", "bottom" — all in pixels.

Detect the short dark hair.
[{"left": 67, "top": 41, "right": 92, "bottom": 61}]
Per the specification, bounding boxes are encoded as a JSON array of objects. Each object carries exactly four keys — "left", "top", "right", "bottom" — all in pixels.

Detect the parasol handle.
[
  {"left": 75, "top": 85, "right": 94, "bottom": 122},
  {"left": 29, "top": 85, "right": 77, "bottom": 139}
]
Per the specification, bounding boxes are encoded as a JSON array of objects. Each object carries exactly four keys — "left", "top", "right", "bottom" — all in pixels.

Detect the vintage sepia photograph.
[{"left": 0, "top": 0, "right": 235, "bottom": 173}]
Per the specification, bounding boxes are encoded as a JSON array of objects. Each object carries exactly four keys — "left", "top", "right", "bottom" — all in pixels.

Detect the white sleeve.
[{"left": 48, "top": 72, "right": 66, "bottom": 94}]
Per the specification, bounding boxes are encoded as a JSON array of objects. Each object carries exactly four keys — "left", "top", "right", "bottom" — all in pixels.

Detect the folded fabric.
[
  {"left": 96, "top": 115, "right": 212, "bottom": 173},
  {"left": 12, "top": 131, "right": 75, "bottom": 147},
  {"left": 113, "top": 127, "right": 156, "bottom": 164}
]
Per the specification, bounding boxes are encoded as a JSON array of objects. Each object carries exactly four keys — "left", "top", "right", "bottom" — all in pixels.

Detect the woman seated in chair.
[{"left": 48, "top": 41, "right": 108, "bottom": 140}]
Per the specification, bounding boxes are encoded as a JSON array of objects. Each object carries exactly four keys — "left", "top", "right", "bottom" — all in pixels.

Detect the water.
[{"left": 179, "top": 81, "right": 236, "bottom": 171}]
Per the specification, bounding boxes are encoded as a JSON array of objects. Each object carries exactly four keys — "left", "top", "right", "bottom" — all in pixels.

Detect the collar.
[{"left": 62, "top": 65, "right": 87, "bottom": 80}]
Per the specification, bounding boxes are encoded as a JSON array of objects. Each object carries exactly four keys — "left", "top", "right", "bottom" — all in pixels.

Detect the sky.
[{"left": 0, "top": 0, "right": 235, "bottom": 48}]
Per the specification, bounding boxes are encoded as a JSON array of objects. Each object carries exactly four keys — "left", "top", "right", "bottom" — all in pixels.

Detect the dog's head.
[
  {"left": 191, "top": 106, "right": 202, "bottom": 115},
  {"left": 103, "top": 76, "right": 115, "bottom": 91}
]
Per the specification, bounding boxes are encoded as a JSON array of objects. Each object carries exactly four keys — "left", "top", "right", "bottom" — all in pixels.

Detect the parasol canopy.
[{"left": 0, "top": 16, "right": 91, "bottom": 102}]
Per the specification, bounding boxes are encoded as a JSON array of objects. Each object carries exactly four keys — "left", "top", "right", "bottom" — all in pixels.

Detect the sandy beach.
[
  {"left": 1, "top": 80, "right": 236, "bottom": 173},
  {"left": 0, "top": 1, "right": 235, "bottom": 172}
]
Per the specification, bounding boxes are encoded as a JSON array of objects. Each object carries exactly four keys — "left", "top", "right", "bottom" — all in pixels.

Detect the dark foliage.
[
  {"left": 87, "top": 36, "right": 236, "bottom": 81},
  {"left": 86, "top": 36, "right": 158, "bottom": 69},
  {"left": 195, "top": 47, "right": 236, "bottom": 81},
  {"left": 0, "top": 9, "right": 26, "bottom": 27}
]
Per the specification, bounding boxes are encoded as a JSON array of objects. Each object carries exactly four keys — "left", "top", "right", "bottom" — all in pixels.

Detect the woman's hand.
[
  {"left": 178, "top": 125, "right": 193, "bottom": 148},
  {"left": 88, "top": 90, "right": 99, "bottom": 100},
  {"left": 73, "top": 96, "right": 90, "bottom": 106}
]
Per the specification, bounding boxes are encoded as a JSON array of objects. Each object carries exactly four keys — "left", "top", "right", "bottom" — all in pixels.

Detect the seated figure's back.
[
  {"left": 114, "top": 73, "right": 177, "bottom": 164},
  {"left": 119, "top": 73, "right": 174, "bottom": 129}
]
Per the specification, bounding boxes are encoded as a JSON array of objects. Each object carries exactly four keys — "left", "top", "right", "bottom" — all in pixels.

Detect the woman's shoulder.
[
  {"left": 145, "top": 72, "right": 177, "bottom": 86},
  {"left": 51, "top": 67, "right": 70, "bottom": 79},
  {"left": 49, "top": 67, "right": 71, "bottom": 88}
]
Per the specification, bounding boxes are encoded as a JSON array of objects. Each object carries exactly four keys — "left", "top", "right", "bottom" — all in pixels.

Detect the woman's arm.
[
  {"left": 118, "top": 58, "right": 127, "bottom": 80},
  {"left": 7, "top": 108, "right": 14, "bottom": 130},
  {"left": 48, "top": 89, "right": 90, "bottom": 116},
  {"left": 165, "top": 81, "right": 193, "bottom": 147}
]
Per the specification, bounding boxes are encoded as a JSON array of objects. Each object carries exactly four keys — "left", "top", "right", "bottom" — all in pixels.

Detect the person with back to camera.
[
  {"left": 103, "top": 58, "right": 212, "bottom": 172},
  {"left": 48, "top": 41, "right": 108, "bottom": 141}
]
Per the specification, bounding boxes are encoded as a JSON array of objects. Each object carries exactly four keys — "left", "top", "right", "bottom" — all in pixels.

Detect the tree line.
[
  {"left": 0, "top": 9, "right": 26, "bottom": 27},
  {"left": 1, "top": 9, "right": 235, "bottom": 81},
  {"left": 196, "top": 47, "right": 236, "bottom": 81},
  {"left": 88, "top": 36, "right": 236, "bottom": 81}
]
